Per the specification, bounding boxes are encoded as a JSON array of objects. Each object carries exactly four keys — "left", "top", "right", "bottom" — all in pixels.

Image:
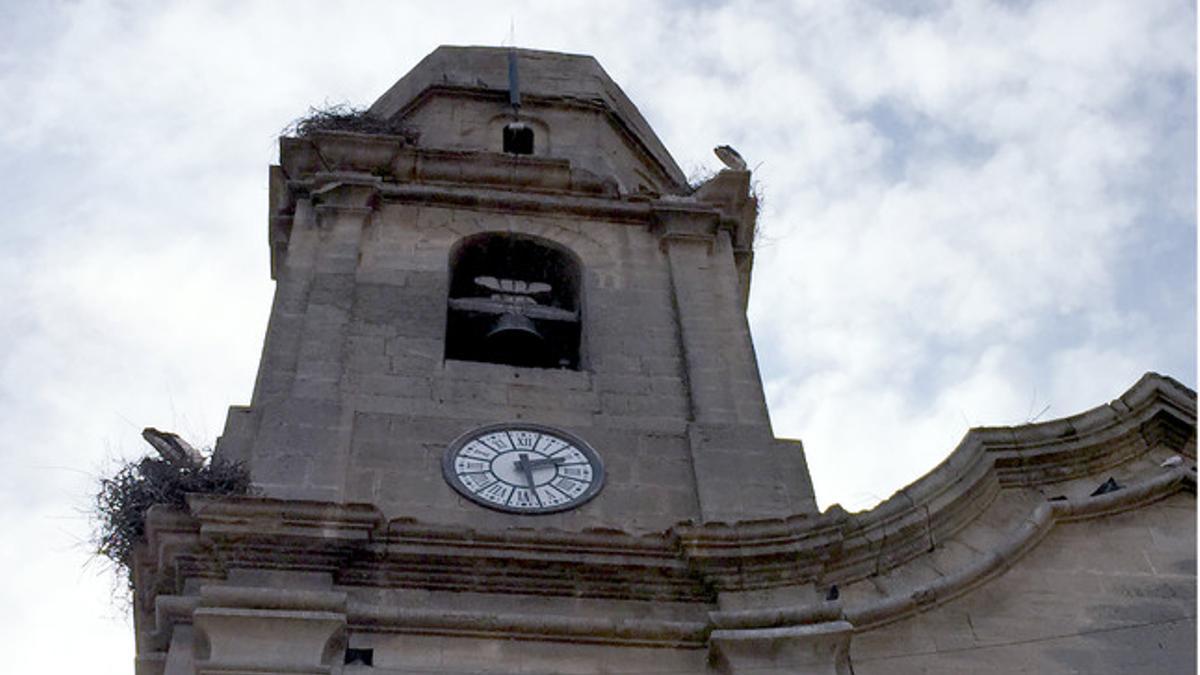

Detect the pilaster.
[
  {"left": 656, "top": 205, "right": 800, "bottom": 521},
  {"left": 192, "top": 584, "right": 347, "bottom": 675},
  {"left": 249, "top": 182, "right": 378, "bottom": 501}
]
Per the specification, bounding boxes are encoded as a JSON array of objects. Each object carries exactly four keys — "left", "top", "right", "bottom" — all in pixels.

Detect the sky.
[{"left": 0, "top": 0, "right": 1194, "bottom": 672}]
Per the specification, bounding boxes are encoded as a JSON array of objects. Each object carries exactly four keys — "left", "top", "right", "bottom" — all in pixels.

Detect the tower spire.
[{"left": 507, "top": 47, "right": 521, "bottom": 114}]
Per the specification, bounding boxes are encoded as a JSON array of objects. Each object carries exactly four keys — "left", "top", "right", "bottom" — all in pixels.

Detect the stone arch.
[
  {"left": 444, "top": 231, "right": 584, "bottom": 369},
  {"left": 487, "top": 113, "right": 551, "bottom": 155}
]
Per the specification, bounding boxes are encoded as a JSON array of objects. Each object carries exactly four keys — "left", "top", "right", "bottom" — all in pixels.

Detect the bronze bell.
[{"left": 485, "top": 313, "right": 546, "bottom": 366}]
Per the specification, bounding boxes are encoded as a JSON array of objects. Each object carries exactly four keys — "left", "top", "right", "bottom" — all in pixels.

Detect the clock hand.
[
  {"left": 526, "top": 456, "right": 566, "bottom": 470},
  {"left": 515, "top": 453, "right": 543, "bottom": 506}
]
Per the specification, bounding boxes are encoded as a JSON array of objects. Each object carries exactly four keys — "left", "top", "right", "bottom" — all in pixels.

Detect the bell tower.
[
  {"left": 134, "top": 46, "right": 823, "bottom": 675},
  {"left": 215, "top": 45, "right": 816, "bottom": 530}
]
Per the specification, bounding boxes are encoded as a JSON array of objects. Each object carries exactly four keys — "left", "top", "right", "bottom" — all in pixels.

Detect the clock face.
[{"left": 442, "top": 423, "right": 604, "bottom": 514}]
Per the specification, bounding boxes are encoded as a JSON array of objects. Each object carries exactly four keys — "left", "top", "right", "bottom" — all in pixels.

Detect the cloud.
[{"left": 0, "top": 0, "right": 1192, "bottom": 672}]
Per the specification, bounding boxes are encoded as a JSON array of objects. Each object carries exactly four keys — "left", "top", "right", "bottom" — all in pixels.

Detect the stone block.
[
  {"left": 294, "top": 359, "right": 344, "bottom": 380},
  {"left": 379, "top": 474, "right": 449, "bottom": 507},
  {"left": 308, "top": 273, "right": 356, "bottom": 311},
  {"left": 589, "top": 352, "right": 640, "bottom": 374},
  {"left": 638, "top": 433, "right": 690, "bottom": 458},
  {"left": 346, "top": 352, "right": 392, "bottom": 374},
  {"left": 258, "top": 422, "right": 345, "bottom": 454},
  {"left": 441, "top": 358, "right": 591, "bottom": 389},
  {"left": 302, "top": 301, "right": 351, "bottom": 328},
  {"left": 351, "top": 440, "right": 404, "bottom": 468},
  {"left": 634, "top": 455, "right": 693, "bottom": 486},
  {"left": 297, "top": 333, "right": 348, "bottom": 361},
  {"left": 347, "top": 392, "right": 445, "bottom": 418},
  {"left": 350, "top": 412, "right": 392, "bottom": 441},
  {"left": 593, "top": 414, "right": 689, "bottom": 435},
  {"left": 344, "top": 372, "right": 432, "bottom": 399},
  {"left": 639, "top": 355, "right": 684, "bottom": 377},
  {"left": 345, "top": 334, "right": 386, "bottom": 355},
  {"left": 252, "top": 454, "right": 310, "bottom": 485},
  {"left": 710, "top": 622, "right": 854, "bottom": 675},
  {"left": 389, "top": 353, "right": 439, "bottom": 374},
  {"left": 193, "top": 592, "right": 346, "bottom": 675},
  {"left": 362, "top": 633, "right": 445, "bottom": 669},
  {"left": 385, "top": 336, "right": 442, "bottom": 359},
  {"left": 344, "top": 469, "right": 378, "bottom": 502},
  {"left": 508, "top": 384, "right": 600, "bottom": 412},
  {"left": 433, "top": 377, "right": 510, "bottom": 407},
  {"left": 352, "top": 283, "right": 445, "bottom": 331},
  {"left": 274, "top": 398, "right": 346, "bottom": 428},
  {"left": 214, "top": 406, "right": 259, "bottom": 464}
]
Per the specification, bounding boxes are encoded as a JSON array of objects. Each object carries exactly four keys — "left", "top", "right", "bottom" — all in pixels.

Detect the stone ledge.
[{"left": 348, "top": 602, "right": 708, "bottom": 648}]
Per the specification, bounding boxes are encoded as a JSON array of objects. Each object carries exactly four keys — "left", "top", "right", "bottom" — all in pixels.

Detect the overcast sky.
[{"left": 0, "top": 1, "right": 1194, "bottom": 672}]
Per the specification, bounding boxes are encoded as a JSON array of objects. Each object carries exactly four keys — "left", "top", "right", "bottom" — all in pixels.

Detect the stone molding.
[
  {"left": 267, "top": 128, "right": 762, "bottom": 302},
  {"left": 282, "top": 134, "right": 620, "bottom": 198},
  {"left": 348, "top": 602, "right": 707, "bottom": 648},
  {"left": 270, "top": 131, "right": 757, "bottom": 256},
  {"left": 979, "top": 372, "right": 1195, "bottom": 485}
]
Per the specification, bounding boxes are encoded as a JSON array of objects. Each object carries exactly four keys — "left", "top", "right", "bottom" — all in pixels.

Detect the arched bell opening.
[{"left": 445, "top": 233, "right": 582, "bottom": 369}]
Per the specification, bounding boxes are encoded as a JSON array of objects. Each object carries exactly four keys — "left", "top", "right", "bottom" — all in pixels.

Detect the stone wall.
[{"left": 852, "top": 493, "right": 1196, "bottom": 674}]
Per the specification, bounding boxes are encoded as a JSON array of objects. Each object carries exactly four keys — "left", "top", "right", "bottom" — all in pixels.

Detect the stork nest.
[
  {"left": 283, "top": 103, "right": 419, "bottom": 142},
  {"left": 93, "top": 455, "right": 251, "bottom": 586}
]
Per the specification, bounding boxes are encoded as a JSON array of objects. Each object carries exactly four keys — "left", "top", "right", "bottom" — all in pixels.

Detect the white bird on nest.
[
  {"left": 142, "top": 427, "right": 205, "bottom": 468},
  {"left": 713, "top": 145, "right": 747, "bottom": 171}
]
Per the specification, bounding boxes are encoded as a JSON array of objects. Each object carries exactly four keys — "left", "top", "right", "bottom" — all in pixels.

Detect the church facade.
[{"left": 131, "top": 47, "right": 1196, "bottom": 674}]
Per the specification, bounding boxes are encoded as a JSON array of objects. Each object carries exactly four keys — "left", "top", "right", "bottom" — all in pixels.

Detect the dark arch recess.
[{"left": 445, "top": 232, "right": 583, "bottom": 369}]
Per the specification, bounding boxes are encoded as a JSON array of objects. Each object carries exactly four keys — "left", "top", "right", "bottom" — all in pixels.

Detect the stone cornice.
[
  {"left": 282, "top": 134, "right": 619, "bottom": 198},
  {"left": 268, "top": 132, "right": 762, "bottom": 287},
  {"left": 372, "top": 179, "right": 652, "bottom": 222},
  {"left": 274, "top": 134, "right": 755, "bottom": 231},
  {"left": 979, "top": 372, "right": 1196, "bottom": 485},
  {"left": 347, "top": 602, "right": 708, "bottom": 648}
]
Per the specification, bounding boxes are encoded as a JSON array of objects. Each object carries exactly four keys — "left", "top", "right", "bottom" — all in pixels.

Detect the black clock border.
[{"left": 441, "top": 422, "right": 606, "bottom": 515}]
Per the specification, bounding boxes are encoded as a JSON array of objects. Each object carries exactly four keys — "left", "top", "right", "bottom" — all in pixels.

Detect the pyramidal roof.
[{"left": 368, "top": 45, "right": 688, "bottom": 189}]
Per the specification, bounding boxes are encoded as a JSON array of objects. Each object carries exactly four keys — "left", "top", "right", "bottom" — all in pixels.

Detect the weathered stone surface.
[{"left": 851, "top": 495, "right": 1197, "bottom": 674}]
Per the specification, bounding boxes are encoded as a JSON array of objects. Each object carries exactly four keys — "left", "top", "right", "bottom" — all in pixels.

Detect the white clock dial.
[{"left": 442, "top": 423, "right": 604, "bottom": 514}]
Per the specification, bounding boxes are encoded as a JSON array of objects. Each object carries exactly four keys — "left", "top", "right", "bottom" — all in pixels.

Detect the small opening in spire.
[{"left": 503, "top": 122, "right": 534, "bottom": 155}]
